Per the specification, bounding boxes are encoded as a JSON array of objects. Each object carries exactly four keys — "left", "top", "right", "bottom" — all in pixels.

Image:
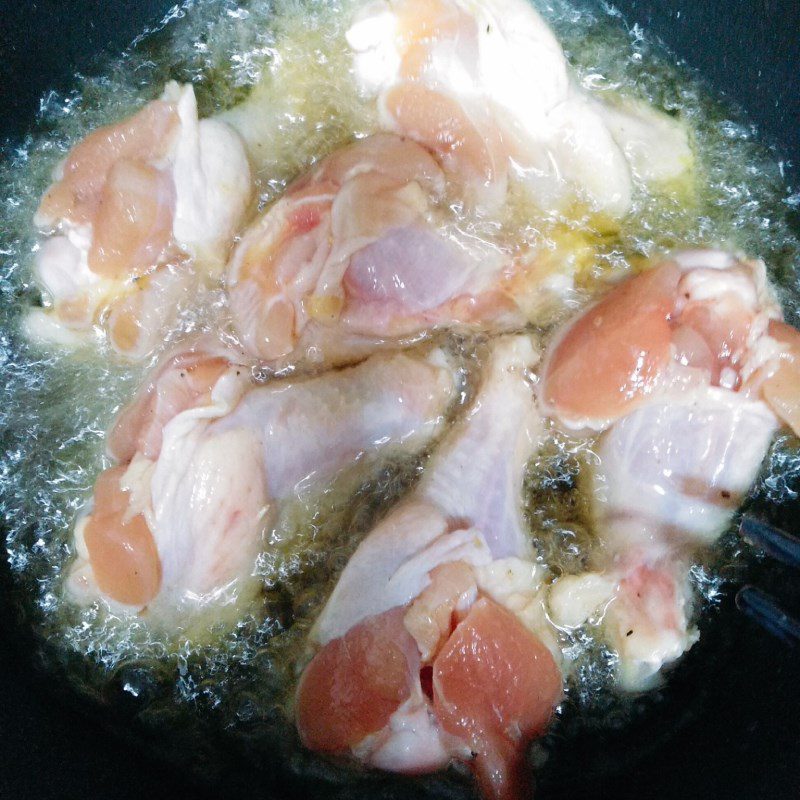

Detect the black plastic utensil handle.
[
  {"left": 736, "top": 585, "right": 800, "bottom": 646},
  {"left": 740, "top": 515, "right": 800, "bottom": 569}
]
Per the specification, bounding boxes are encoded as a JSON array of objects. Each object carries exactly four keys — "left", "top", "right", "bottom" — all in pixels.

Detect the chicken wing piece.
[
  {"left": 296, "top": 336, "right": 563, "bottom": 800},
  {"left": 27, "top": 82, "right": 253, "bottom": 359},
  {"left": 226, "top": 133, "right": 528, "bottom": 365},
  {"left": 346, "top": 0, "right": 692, "bottom": 214},
  {"left": 68, "top": 338, "right": 457, "bottom": 625},
  {"left": 542, "top": 250, "right": 797, "bottom": 688}
]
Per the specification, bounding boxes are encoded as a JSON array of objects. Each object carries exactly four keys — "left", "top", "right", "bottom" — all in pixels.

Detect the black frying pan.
[{"left": 1, "top": 2, "right": 800, "bottom": 799}]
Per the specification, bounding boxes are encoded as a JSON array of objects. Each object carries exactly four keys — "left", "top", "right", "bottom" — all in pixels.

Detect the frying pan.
[{"left": 1, "top": 1, "right": 799, "bottom": 798}]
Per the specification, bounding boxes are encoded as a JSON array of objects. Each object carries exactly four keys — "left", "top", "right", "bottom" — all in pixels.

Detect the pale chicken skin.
[
  {"left": 27, "top": 82, "right": 252, "bottom": 359},
  {"left": 347, "top": 0, "right": 693, "bottom": 213},
  {"left": 226, "top": 133, "right": 535, "bottom": 366},
  {"left": 69, "top": 338, "right": 457, "bottom": 622},
  {"left": 542, "top": 250, "right": 800, "bottom": 689},
  {"left": 296, "top": 336, "right": 563, "bottom": 800}
]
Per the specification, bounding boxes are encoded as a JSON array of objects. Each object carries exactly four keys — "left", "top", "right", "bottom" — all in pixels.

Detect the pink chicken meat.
[
  {"left": 226, "top": 133, "right": 533, "bottom": 366},
  {"left": 296, "top": 336, "right": 563, "bottom": 800},
  {"left": 69, "top": 338, "right": 457, "bottom": 622},
  {"left": 542, "top": 250, "right": 800, "bottom": 688},
  {"left": 346, "top": 0, "right": 692, "bottom": 213},
  {"left": 28, "top": 82, "right": 252, "bottom": 359}
]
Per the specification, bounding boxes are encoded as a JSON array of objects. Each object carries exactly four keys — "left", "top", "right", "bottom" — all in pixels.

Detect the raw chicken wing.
[
  {"left": 296, "top": 336, "right": 562, "bottom": 800},
  {"left": 27, "top": 82, "right": 252, "bottom": 358},
  {"left": 69, "top": 338, "right": 456, "bottom": 624},
  {"left": 227, "top": 133, "right": 526, "bottom": 365},
  {"left": 347, "top": 0, "right": 693, "bottom": 214},
  {"left": 543, "top": 250, "right": 798, "bottom": 688}
]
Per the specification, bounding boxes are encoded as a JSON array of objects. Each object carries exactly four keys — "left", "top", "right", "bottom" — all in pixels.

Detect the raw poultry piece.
[
  {"left": 227, "top": 133, "right": 550, "bottom": 366},
  {"left": 347, "top": 0, "right": 693, "bottom": 214},
  {"left": 68, "top": 337, "right": 457, "bottom": 625},
  {"left": 27, "top": 82, "right": 252, "bottom": 359},
  {"left": 296, "top": 336, "right": 563, "bottom": 800},
  {"left": 542, "top": 250, "right": 800, "bottom": 688}
]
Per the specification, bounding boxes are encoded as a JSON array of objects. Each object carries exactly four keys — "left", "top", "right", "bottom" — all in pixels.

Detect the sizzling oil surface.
[{"left": 1, "top": 0, "right": 800, "bottom": 794}]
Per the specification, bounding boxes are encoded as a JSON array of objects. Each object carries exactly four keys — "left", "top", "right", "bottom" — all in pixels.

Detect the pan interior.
[{"left": 1, "top": 0, "right": 799, "bottom": 796}]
